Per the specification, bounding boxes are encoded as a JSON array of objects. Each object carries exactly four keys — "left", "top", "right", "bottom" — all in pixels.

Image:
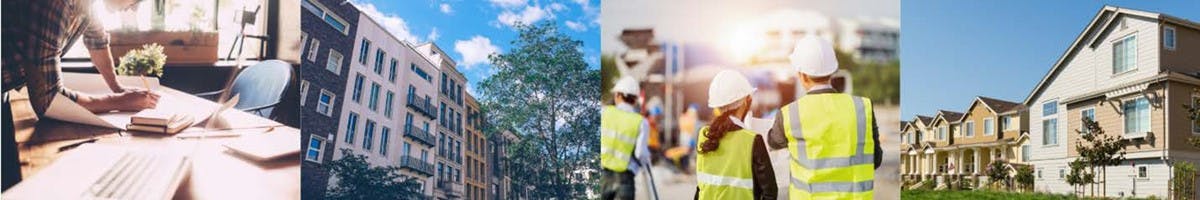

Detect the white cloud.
[
  {"left": 454, "top": 35, "right": 501, "bottom": 68},
  {"left": 487, "top": 0, "right": 527, "bottom": 8},
  {"left": 565, "top": 21, "right": 586, "bottom": 31},
  {"left": 548, "top": 3, "right": 567, "bottom": 12},
  {"left": 427, "top": 27, "right": 440, "bottom": 41},
  {"left": 355, "top": 2, "right": 421, "bottom": 43},
  {"left": 497, "top": 5, "right": 551, "bottom": 27},
  {"left": 439, "top": 3, "right": 453, "bottom": 14}
]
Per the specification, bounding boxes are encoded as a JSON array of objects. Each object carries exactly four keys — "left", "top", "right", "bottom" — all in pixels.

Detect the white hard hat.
[
  {"left": 708, "top": 70, "right": 756, "bottom": 108},
  {"left": 611, "top": 76, "right": 640, "bottom": 95},
  {"left": 789, "top": 35, "right": 839, "bottom": 77}
]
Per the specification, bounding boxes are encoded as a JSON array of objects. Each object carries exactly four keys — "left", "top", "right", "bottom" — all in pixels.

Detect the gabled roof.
[
  {"left": 1023, "top": 6, "right": 1200, "bottom": 105},
  {"left": 970, "top": 96, "right": 1023, "bottom": 115},
  {"left": 914, "top": 115, "right": 933, "bottom": 125},
  {"left": 900, "top": 120, "right": 911, "bottom": 132},
  {"left": 934, "top": 110, "right": 964, "bottom": 124}
]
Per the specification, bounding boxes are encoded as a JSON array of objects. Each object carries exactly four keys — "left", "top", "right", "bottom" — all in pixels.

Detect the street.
[{"left": 633, "top": 106, "right": 901, "bottom": 200}]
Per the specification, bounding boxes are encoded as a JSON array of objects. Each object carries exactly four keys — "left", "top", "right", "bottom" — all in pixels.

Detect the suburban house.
[
  {"left": 902, "top": 115, "right": 933, "bottom": 181},
  {"left": 1024, "top": 6, "right": 1200, "bottom": 198},
  {"left": 902, "top": 97, "right": 1032, "bottom": 190}
]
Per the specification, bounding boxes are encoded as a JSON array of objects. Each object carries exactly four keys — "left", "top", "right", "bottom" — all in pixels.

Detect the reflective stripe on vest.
[
  {"left": 783, "top": 94, "right": 875, "bottom": 199},
  {"left": 600, "top": 106, "right": 643, "bottom": 172},
  {"left": 695, "top": 128, "right": 757, "bottom": 199}
]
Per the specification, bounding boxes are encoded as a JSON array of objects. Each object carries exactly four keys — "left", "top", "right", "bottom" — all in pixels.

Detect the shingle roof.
[
  {"left": 978, "top": 96, "right": 1023, "bottom": 114},
  {"left": 915, "top": 115, "right": 933, "bottom": 125},
  {"left": 938, "top": 110, "right": 965, "bottom": 122}
]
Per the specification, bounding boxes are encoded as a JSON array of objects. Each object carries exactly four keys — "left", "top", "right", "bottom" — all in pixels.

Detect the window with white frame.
[
  {"left": 1113, "top": 34, "right": 1137, "bottom": 74},
  {"left": 964, "top": 121, "right": 975, "bottom": 137},
  {"left": 1081, "top": 108, "right": 1095, "bottom": 135},
  {"left": 299, "top": 80, "right": 310, "bottom": 106},
  {"left": 983, "top": 118, "right": 994, "bottom": 136},
  {"left": 317, "top": 89, "right": 336, "bottom": 116},
  {"left": 300, "top": 32, "right": 309, "bottom": 57},
  {"left": 1001, "top": 116, "right": 1013, "bottom": 131},
  {"left": 308, "top": 39, "right": 321, "bottom": 62},
  {"left": 325, "top": 50, "right": 341, "bottom": 74},
  {"left": 1123, "top": 97, "right": 1151, "bottom": 136},
  {"left": 1021, "top": 145, "right": 1031, "bottom": 161},
  {"left": 305, "top": 135, "right": 326, "bottom": 163},
  {"left": 1043, "top": 100, "right": 1059, "bottom": 145},
  {"left": 303, "top": 0, "right": 348, "bottom": 34},
  {"left": 938, "top": 126, "right": 947, "bottom": 140},
  {"left": 1138, "top": 166, "right": 1147, "bottom": 178},
  {"left": 1165, "top": 26, "right": 1176, "bottom": 50}
]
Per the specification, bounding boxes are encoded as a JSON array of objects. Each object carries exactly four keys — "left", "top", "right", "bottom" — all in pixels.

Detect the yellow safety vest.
[
  {"left": 695, "top": 127, "right": 758, "bottom": 199},
  {"left": 781, "top": 94, "right": 875, "bottom": 200},
  {"left": 601, "top": 105, "right": 645, "bottom": 172}
]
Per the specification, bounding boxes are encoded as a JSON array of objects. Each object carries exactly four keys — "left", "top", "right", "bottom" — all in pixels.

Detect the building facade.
[
  {"left": 299, "top": 0, "right": 359, "bottom": 198},
  {"left": 489, "top": 130, "right": 518, "bottom": 200},
  {"left": 901, "top": 97, "right": 1032, "bottom": 190},
  {"left": 464, "top": 95, "right": 489, "bottom": 199},
  {"left": 415, "top": 43, "right": 467, "bottom": 199},
  {"left": 1024, "top": 6, "right": 1200, "bottom": 198}
]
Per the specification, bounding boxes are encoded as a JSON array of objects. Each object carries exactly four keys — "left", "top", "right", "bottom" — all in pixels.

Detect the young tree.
[
  {"left": 1173, "top": 161, "right": 1197, "bottom": 200},
  {"left": 1073, "top": 117, "right": 1126, "bottom": 197},
  {"left": 478, "top": 21, "right": 601, "bottom": 198},
  {"left": 324, "top": 149, "right": 423, "bottom": 199},
  {"left": 1065, "top": 158, "right": 1093, "bottom": 196},
  {"left": 1015, "top": 165, "right": 1035, "bottom": 192},
  {"left": 985, "top": 160, "right": 1010, "bottom": 190}
]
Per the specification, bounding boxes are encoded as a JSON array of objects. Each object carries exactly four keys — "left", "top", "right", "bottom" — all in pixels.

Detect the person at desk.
[{"left": 2, "top": 0, "right": 160, "bottom": 190}]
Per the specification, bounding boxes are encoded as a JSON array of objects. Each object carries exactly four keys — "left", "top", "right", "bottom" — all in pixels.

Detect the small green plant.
[
  {"left": 1015, "top": 165, "right": 1035, "bottom": 192},
  {"left": 1173, "top": 161, "right": 1196, "bottom": 200},
  {"left": 117, "top": 43, "right": 167, "bottom": 89}
]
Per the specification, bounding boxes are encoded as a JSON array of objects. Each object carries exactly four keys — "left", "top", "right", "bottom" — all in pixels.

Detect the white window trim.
[
  {"left": 1112, "top": 33, "right": 1139, "bottom": 75},
  {"left": 1002, "top": 115, "right": 1016, "bottom": 131},
  {"left": 317, "top": 89, "right": 336, "bottom": 117},
  {"left": 325, "top": 50, "right": 342, "bottom": 75},
  {"left": 983, "top": 117, "right": 994, "bottom": 136},
  {"left": 305, "top": 135, "right": 327, "bottom": 163},
  {"left": 1165, "top": 26, "right": 1176, "bottom": 50},
  {"left": 307, "top": 39, "right": 321, "bottom": 62},
  {"left": 964, "top": 121, "right": 975, "bottom": 137},
  {"left": 1042, "top": 100, "right": 1060, "bottom": 147},
  {"left": 304, "top": 0, "right": 349, "bottom": 35},
  {"left": 1080, "top": 107, "right": 1096, "bottom": 135},
  {"left": 1122, "top": 96, "right": 1151, "bottom": 139},
  {"left": 300, "top": 80, "right": 310, "bottom": 106}
]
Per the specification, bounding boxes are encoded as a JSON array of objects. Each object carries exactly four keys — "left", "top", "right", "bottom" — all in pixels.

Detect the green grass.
[{"left": 901, "top": 189, "right": 1158, "bottom": 200}]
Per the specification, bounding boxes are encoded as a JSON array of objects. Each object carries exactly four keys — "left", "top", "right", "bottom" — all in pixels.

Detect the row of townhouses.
[
  {"left": 297, "top": 0, "right": 519, "bottom": 199},
  {"left": 902, "top": 6, "right": 1200, "bottom": 198}
]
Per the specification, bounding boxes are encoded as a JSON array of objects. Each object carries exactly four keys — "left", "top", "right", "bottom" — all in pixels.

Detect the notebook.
[{"left": 127, "top": 115, "right": 196, "bottom": 134}]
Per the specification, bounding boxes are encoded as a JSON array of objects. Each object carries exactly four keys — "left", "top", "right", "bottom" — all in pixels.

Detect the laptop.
[{"left": 2, "top": 144, "right": 191, "bottom": 200}]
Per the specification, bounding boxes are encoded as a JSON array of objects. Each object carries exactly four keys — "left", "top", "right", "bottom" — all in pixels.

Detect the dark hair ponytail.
[{"left": 698, "top": 103, "right": 746, "bottom": 154}]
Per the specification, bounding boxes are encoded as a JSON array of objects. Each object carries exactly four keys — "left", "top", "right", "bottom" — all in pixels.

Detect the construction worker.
[
  {"left": 694, "top": 70, "right": 777, "bottom": 200},
  {"left": 767, "top": 35, "right": 881, "bottom": 199},
  {"left": 601, "top": 76, "right": 652, "bottom": 200}
]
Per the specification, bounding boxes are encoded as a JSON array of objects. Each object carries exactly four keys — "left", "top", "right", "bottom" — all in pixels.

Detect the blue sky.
[
  {"left": 901, "top": 0, "right": 1200, "bottom": 119},
  {"left": 350, "top": 0, "right": 601, "bottom": 95}
]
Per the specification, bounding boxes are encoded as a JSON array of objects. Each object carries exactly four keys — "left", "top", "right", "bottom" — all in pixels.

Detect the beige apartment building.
[{"left": 902, "top": 97, "right": 1031, "bottom": 189}]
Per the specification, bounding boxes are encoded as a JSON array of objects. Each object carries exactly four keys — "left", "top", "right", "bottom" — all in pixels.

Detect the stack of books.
[{"left": 127, "top": 109, "right": 195, "bottom": 134}]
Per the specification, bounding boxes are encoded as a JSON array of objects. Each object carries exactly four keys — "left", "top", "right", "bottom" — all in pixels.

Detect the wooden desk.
[{"left": 9, "top": 86, "right": 300, "bottom": 199}]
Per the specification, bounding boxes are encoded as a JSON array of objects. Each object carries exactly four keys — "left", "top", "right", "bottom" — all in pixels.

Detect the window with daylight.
[
  {"left": 374, "top": 50, "right": 386, "bottom": 75},
  {"left": 359, "top": 39, "right": 371, "bottom": 64},
  {"left": 1081, "top": 108, "right": 1095, "bottom": 134},
  {"left": 1002, "top": 116, "right": 1013, "bottom": 131},
  {"left": 983, "top": 118, "right": 994, "bottom": 136},
  {"left": 1043, "top": 118, "right": 1058, "bottom": 145},
  {"left": 1113, "top": 35, "right": 1137, "bottom": 74},
  {"left": 1124, "top": 97, "right": 1151, "bottom": 136},
  {"left": 303, "top": 0, "right": 348, "bottom": 34},
  {"left": 1021, "top": 145, "right": 1031, "bottom": 161},
  {"left": 1139, "top": 166, "right": 1147, "bottom": 178},
  {"left": 317, "top": 90, "right": 335, "bottom": 116},
  {"left": 385, "top": 91, "right": 395, "bottom": 118},
  {"left": 326, "top": 50, "right": 342, "bottom": 74},
  {"left": 938, "top": 126, "right": 946, "bottom": 140},
  {"left": 306, "top": 135, "right": 326, "bottom": 163},
  {"left": 380, "top": 127, "right": 391, "bottom": 155},
  {"left": 368, "top": 83, "right": 380, "bottom": 111},
  {"left": 411, "top": 63, "right": 431, "bottom": 82},
  {"left": 1165, "top": 27, "right": 1176, "bottom": 50},
  {"left": 353, "top": 74, "right": 365, "bottom": 103},
  {"left": 403, "top": 142, "right": 410, "bottom": 157},
  {"left": 301, "top": 32, "right": 309, "bottom": 56},
  {"left": 1043, "top": 101, "right": 1058, "bottom": 116},
  {"left": 345, "top": 112, "right": 359, "bottom": 144},
  {"left": 389, "top": 59, "right": 399, "bottom": 82},
  {"left": 308, "top": 39, "right": 321, "bottom": 62},
  {"left": 363, "top": 120, "right": 376, "bottom": 150}
]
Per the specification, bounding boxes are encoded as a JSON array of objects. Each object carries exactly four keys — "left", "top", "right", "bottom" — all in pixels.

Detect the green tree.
[
  {"left": 1065, "top": 158, "right": 1094, "bottom": 196},
  {"left": 478, "top": 21, "right": 601, "bottom": 198},
  {"left": 1073, "top": 117, "right": 1126, "bottom": 197},
  {"left": 1014, "top": 165, "right": 1035, "bottom": 192},
  {"left": 324, "top": 149, "right": 423, "bottom": 199},
  {"left": 985, "top": 160, "right": 1011, "bottom": 190},
  {"left": 1173, "top": 161, "right": 1197, "bottom": 200}
]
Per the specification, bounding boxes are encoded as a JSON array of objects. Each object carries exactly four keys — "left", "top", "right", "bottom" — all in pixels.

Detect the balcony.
[
  {"left": 405, "top": 125, "right": 437, "bottom": 146},
  {"left": 399, "top": 156, "right": 434, "bottom": 176},
  {"left": 436, "top": 179, "right": 463, "bottom": 197},
  {"left": 407, "top": 94, "right": 437, "bottom": 118}
]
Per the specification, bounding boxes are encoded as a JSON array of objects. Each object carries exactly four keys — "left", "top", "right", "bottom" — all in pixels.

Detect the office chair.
[{"left": 195, "top": 60, "right": 293, "bottom": 117}]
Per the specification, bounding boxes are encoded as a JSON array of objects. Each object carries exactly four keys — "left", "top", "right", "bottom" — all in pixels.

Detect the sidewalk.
[{"left": 633, "top": 106, "right": 901, "bottom": 200}]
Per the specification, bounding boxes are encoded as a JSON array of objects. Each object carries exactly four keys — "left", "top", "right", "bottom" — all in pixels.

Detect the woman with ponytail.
[{"left": 693, "top": 70, "right": 777, "bottom": 200}]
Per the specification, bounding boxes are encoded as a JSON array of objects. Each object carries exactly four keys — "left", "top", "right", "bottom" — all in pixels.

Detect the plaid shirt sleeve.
[{"left": 80, "top": 7, "right": 109, "bottom": 50}]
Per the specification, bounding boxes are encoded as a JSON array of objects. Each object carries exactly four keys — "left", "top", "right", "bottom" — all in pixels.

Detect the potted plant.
[{"left": 116, "top": 43, "right": 167, "bottom": 89}]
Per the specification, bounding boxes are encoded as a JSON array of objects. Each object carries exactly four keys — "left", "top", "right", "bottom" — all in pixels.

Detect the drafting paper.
[{"left": 41, "top": 73, "right": 161, "bottom": 130}]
